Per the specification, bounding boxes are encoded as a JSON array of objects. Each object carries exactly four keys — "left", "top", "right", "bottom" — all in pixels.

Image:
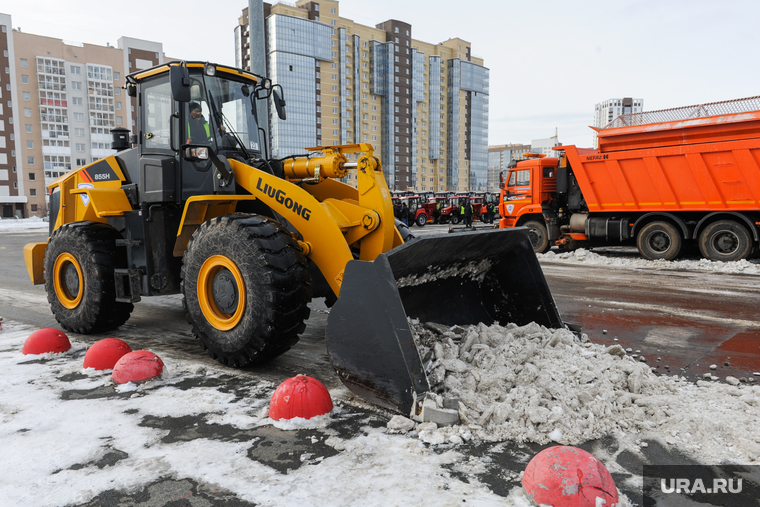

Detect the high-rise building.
[
  {"left": 0, "top": 13, "right": 174, "bottom": 218},
  {"left": 235, "top": 0, "right": 490, "bottom": 192},
  {"left": 593, "top": 97, "right": 643, "bottom": 148}
]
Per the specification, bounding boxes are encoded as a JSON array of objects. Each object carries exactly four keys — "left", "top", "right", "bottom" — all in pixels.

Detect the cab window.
[
  {"left": 142, "top": 77, "right": 172, "bottom": 152},
  {"left": 509, "top": 170, "right": 530, "bottom": 187}
]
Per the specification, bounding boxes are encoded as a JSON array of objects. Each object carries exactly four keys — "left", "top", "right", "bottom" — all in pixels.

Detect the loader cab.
[{"left": 129, "top": 62, "right": 270, "bottom": 204}]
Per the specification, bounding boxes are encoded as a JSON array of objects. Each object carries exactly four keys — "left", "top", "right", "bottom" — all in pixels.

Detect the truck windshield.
[{"left": 508, "top": 169, "right": 530, "bottom": 187}]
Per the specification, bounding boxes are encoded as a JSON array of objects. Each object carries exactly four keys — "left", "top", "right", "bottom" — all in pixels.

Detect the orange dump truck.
[{"left": 499, "top": 97, "right": 760, "bottom": 261}]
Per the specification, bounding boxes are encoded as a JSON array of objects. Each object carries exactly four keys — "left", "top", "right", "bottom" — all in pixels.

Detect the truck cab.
[{"left": 498, "top": 154, "right": 558, "bottom": 251}]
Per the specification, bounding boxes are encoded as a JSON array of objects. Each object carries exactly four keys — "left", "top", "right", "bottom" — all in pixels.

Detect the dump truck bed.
[{"left": 563, "top": 111, "right": 760, "bottom": 214}]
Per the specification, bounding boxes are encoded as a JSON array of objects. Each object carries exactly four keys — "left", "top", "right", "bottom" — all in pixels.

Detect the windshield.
[{"left": 185, "top": 71, "right": 261, "bottom": 156}]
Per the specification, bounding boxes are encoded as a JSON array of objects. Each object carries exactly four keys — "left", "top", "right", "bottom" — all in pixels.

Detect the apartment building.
[
  {"left": 0, "top": 13, "right": 170, "bottom": 218},
  {"left": 593, "top": 97, "right": 643, "bottom": 148},
  {"left": 235, "top": 0, "right": 490, "bottom": 192}
]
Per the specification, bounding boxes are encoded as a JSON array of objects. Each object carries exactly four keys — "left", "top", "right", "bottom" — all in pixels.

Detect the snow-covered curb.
[{"left": 539, "top": 248, "right": 760, "bottom": 275}]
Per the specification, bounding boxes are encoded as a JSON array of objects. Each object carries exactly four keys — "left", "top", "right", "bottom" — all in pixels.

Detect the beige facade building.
[
  {"left": 0, "top": 13, "right": 172, "bottom": 218},
  {"left": 235, "top": 0, "right": 490, "bottom": 192}
]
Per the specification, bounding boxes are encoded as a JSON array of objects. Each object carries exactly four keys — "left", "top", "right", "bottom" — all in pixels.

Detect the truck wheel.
[
  {"left": 416, "top": 213, "right": 427, "bottom": 227},
  {"left": 637, "top": 221, "right": 681, "bottom": 261},
  {"left": 182, "top": 213, "right": 311, "bottom": 367},
  {"left": 523, "top": 220, "right": 550, "bottom": 253},
  {"left": 451, "top": 215, "right": 461, "bottom": 225},
  {"left": 44, "top": 222, "right": 134, "bottom": 334},
  {"left": 698, "top": 220, "right": 753, "bottom": 262}
]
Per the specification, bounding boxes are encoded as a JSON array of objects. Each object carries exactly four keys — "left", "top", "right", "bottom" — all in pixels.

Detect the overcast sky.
[{"left": 7, "top": 0, "right": 760, "bottom": 147}]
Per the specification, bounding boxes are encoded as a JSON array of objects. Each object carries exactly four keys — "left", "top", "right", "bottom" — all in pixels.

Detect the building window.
[
  {"left": 21, "top": 75, "right": 29, "bottom": 84},
  {"left": 31, "top": 204, "right": 38, "bottom": 212},
  {"left": 30, "top": 188, "right": 37, "bottom": 197},
  {"left": 22, "top": 92, "right": 30, "bottom": 101},
  {"left": 75, "top": 128, "right": 84, "bottom": 136},
  {"left": 72, "top": 81, "right": 82, "bottom": 90},
  {"left": 72, "top": 97, "right": 83, "bottom": 106},
  {"left": 23, "top": 108, "right": 31, "bottom": 117},
  {"left": 76, "top": 143, "right": 85, "bottom": 152},
  {"left": 26, "top": 140, "right": 33, "bottom": 149},
  {"left": 29, "top": 172, "right": 36, "bottom": 181},
  {"left": 76, "top": 158, "right": 87, "bottom": 166},
  {"left": 114, "top": 72, "right": 120, "bottom": 80},
  {"left": 73, "top": 113, "right": 84, "bottom": 121},
  {"left": 27, "top": 156, "right": 34, "bottom": 165},
  {"left": 20, "top": 58, "right": 28, "bottom": 68},
  {"left": 70, "top": 65, "right": 80, "bottom": 74}
]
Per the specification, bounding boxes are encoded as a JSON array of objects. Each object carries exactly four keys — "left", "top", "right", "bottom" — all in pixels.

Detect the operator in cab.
[{"left": 186, "top": 101, "right": 227, "bottom": 145}]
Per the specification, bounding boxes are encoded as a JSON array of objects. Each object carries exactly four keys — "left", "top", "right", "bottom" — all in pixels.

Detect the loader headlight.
[
  {"left": 184, "top": 146, "right": 209, "bottom": 160},
  {"left": 204, "top": 63, "right": 216, "bottom": 77}
]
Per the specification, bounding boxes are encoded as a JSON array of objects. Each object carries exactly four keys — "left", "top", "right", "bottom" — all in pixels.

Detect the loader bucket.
[{"left": 325, "top": 227, "right": 564, "bottom": 415}]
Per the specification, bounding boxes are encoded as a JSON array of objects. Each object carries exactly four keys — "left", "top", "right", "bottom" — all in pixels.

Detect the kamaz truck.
[{"left": 499, "top": 96, "right": 760, "bottom": 262}]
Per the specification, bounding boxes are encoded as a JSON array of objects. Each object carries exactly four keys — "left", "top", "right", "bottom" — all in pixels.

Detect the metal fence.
[{"left": 604, "top": 96, "right": 760, "bottom": 129}]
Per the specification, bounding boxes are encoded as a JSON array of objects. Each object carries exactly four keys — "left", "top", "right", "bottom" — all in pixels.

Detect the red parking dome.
[
  {"left": 22, "top": 328, "right": 71, "bottom": 355},
  {"left": 522, "top": 445, "right": 619, "bottom": 507},
  {"left": 112, "top": 350, "right": 164, "bottom": 384},
  {"left": 269, "top": 375, "right": 333, "bottom": 420},
  {"left": 83, "top": 338, "right": 133, "bottom": 370}
]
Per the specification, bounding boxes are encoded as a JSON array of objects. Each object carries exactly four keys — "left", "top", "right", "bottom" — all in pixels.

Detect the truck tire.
[
  {"left": 451, "top": 215, "right": 461, "bottom": 225},
  {"left": 44, "top": 222, "right": 134, "bottom": 334},
  {"left": 182, "top": 213, "right": 311, "bottom": 367},
  {"left": 416, "top": 213, "right": 427, "bottom": 227},
  {"left": 523, "top": 220, "right": 550, "bottom": 253},
  {"left": 637, "top": 221, "right": 681, "bottom": 261},
  {"left": 698, "top": 220, "right": 753, "bottom": 262}
]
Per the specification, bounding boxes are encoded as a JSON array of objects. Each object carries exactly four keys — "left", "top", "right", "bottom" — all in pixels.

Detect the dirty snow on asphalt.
[
  {"left": 405, "top": 320, "right": 760, "bottom": 471},
  {"left": 540, "top": 248, "right": 760, "bottom": 275},
  {"left": 0, "top": 322, "right": 538, "bottom": 507}
]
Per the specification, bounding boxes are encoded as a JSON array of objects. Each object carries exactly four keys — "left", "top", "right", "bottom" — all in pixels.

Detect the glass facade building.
[
  {"left": 266, "top": 14, "right": 332, "bottom": 157},
  {"left": 238, "top": 1, "right": 489, "bottom": 192}
]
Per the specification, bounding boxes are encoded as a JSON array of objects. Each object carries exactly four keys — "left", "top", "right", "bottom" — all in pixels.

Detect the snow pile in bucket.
[
  {"left": 540, "top": 248, "right": 760, "bottom": 274},
  {"left": 404, "top": 320, "right": 760, "bottom": 464}
]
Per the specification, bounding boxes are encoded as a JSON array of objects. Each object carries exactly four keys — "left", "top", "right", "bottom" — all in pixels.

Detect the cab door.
[{"left": 501, "top": 168, "right": 533, "bottom": 224}]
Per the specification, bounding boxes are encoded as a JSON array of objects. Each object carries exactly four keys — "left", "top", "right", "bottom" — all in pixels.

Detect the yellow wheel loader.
[{"left": 24, "top": 62, "right": 565, "bottom": 415}]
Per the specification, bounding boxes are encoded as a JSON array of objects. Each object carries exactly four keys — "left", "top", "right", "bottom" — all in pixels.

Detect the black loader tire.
[
  {"left": 44, "top": 221, "right": 133, "bottom": 334},
  {"left": 181, "top": 213, "right": 311, "bottom": 367},
  {"left": 637, "top": 221, "right": 682, "bottom": 261},
  {"left": 416, "top": 213, "right": 427, "bottom": 227},
  {"left": 395, "top": 218, "right": 415, "bottom": 243},
  {"left": 698, "top": 220, "right": 753, "bottom": 262},
  {"left": 523, "top": 220, "right": 550, "bottom": 253},
  {"left": 451, "top": 214, "right": 461, "bottom": 225}
]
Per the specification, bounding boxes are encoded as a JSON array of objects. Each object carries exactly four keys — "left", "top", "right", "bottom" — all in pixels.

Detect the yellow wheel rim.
[
  {"left": 53, "top": 253, "right": 83, "bottom": 310},
  {"left": 197, "top": 255, "right": 246, "bottom": 331}
]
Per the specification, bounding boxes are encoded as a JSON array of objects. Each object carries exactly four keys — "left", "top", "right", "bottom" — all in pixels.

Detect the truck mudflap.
[{"left": 325, "top": 227, "right": 564, "bottom": 416}]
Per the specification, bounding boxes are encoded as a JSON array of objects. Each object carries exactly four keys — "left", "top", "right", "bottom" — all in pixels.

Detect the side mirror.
[
  {"left": 499, "top": 171, "right": 504, "bottom": 189},
  {"left": 170, "top": 63, "right": 191, "bottom": 103},
  {"left": 126, "top": 83, "right": 136, "bottom": 97},
  {"left": 273, "top": 87, "right": 286, "bottom": 121}
]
